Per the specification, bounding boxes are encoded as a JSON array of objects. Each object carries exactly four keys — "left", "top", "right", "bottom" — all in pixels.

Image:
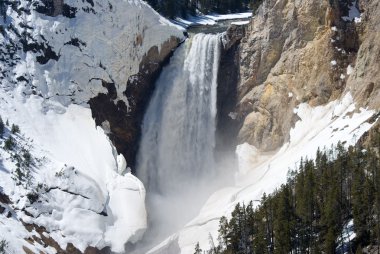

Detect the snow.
[
  {"left": 332, "top": 26, "right": 338, "bottom": 31},
  {"left": 331, "top": 60, "right": 337, "bottom": 66},
  {"left": 206, "top": 12, "right": 252, "bottom": 21},
  {"left": 0, "top": 91, "right": 147, "bottom": 253},
  {"left": 6, "top": 0, "right": 185, "bottom": 108},
  {"left": 347, "top": 65, "right": 354, "bottom": 75},
  {"left": 337, "top": 219, "right": 356, "bottom": 253},
  {"left": 340, "top": 74, "right": 346, "bottom": 79},
  {"left": 342, "top": 1, "right": 361, "bottom": 22},
  {"left": 228, "top": 112, "right": 238, "bottom": 120},
  {"left": 150, "top": 93, "right": 376, "bottom": 253},
  {"left": 0, "top": 0, "right": 184, "bottom": 252},
  {"left": 288, "top": 92, "right": 294, "bottom": 98},
  {"left": 174, "top": 12, "right": 252, "bottom": 28},
  {"left": 354, "top": 16, "right": 362, "bottom": 23},
  {"left": 231, "top": 20, "right": 250, "bottom": 25}
]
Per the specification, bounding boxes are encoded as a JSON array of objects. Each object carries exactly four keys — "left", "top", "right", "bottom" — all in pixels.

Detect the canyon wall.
[{"left": 234, "top": 0, "right": 380, "bottom": 152}]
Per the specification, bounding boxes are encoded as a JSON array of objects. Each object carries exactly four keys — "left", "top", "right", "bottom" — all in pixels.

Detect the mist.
[{"left": 130, "top": 33, "right": 237, "bottom": 253}]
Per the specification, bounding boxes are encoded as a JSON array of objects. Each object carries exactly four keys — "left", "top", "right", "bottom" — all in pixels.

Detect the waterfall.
[{"left": 136, "top": 33, "right": 222, "bottom": 237}]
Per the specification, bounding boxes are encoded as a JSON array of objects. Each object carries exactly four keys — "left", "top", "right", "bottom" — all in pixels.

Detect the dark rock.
[
  {"left": 222, "top": 24, "right": 246, "bottom": 51},
  {"left": 89, "top": 36, "right": 181, "bottom": 172},
  {"left": 62, "top": 3, "right": 77, "bottom": 18},
  {"left": 0, "top": 191, "right": 11, "bottom": 204},
  {"left": 215, "top": 25, "right": 245, "bottom": 156}
]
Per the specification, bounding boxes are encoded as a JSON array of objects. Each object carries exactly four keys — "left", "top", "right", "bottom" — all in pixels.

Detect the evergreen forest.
[{"left": 196, "top": 133, "right": 380, "bottom": 254}]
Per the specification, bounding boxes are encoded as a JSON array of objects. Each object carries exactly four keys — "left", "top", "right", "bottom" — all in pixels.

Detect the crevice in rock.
[
  {"left": 44, "top": 186, "right": 90, "bottom": 200},
  {"left": 215, "top": 25, "right": 246, "bottom": 156}
]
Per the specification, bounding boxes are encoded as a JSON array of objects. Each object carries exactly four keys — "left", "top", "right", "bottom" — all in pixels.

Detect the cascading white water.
[{"left": 136, "top": 33, "right": 222, "bottom": 238}]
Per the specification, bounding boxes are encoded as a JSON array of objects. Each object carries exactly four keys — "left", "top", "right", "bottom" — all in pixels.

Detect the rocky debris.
[
  {"left": 233, "top": 0, "right": 380, "bottom": 152},
  {"left": 0, "top": 191, "right": 11, "bottom": 204},
  {"left": 22, "top": 223, "right": 111, "bottom": 254},
  {"left": 35, "top": 0, "right": 77, "bottom": 18},
  {"left": 0, "top": 189, "right": 109, "bottom": 253}
]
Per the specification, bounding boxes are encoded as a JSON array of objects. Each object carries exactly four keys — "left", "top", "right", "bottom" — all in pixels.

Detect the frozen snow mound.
[
  {"left": 148, "top": 93, "right": 377, "bottom": 254},
  {"left": 0, "top": 92, "right": 147, "bottom": 253}
]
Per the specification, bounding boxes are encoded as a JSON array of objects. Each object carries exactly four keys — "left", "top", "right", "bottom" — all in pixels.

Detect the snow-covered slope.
[
  {"left": 0, "top": 0, "right": 184, "bottom": 253},
  {"left": 148, "top": 93, "right": 376, "bottom": 254}
]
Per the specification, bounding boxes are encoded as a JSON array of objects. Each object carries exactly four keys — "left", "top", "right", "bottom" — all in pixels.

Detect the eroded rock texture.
[
  {"left": 234, "top": 0, "right": 380, "bottom": 152},
  {"left": 216, "top": 25, "right": 246, "bottom": 155}
]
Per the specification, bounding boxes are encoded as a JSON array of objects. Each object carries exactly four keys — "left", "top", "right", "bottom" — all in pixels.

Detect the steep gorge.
[
  {"left": 146, "top": 0, "right": 380, "bottom": 252},
  {"left": 0, "top": 0, "right": 379, "bottom": 252}
]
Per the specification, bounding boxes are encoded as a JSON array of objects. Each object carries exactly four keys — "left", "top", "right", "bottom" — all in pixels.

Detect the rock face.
[
  {"left": 235, "top": 0, "right": 380, "bottom": 152},
  {"left": 346, "top": 0, "right": 380, "bottom": 109},
  {"left": 216, "top": 25, "right": 246, "bottom": 155},
  {"left": 89, "top": 36, "right": 182, "bottom": 171}
]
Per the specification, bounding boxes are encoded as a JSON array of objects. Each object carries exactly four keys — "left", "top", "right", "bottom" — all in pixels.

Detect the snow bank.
[
  {"left": 231, "top": 20, "right": 250, "bottom": 25},
  {"left": 175, "top": 12, "right": 252, "bottom": 28},
  {"left": 150, "top": 93, "right": 376, "bottom": 254},
  {"left": 0, "top": 90, "right": 147, "bottom": 252}
]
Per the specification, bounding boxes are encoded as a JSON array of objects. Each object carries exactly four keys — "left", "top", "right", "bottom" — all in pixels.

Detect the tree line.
[
  {"left": 145, "top": 0, "right": 263, "bottom": 18},
  {"left": 195, "top": 134, "right": 380, "bottom": 253}
]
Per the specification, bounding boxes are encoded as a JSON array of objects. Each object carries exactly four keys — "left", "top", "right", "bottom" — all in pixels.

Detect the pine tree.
[
  {"left": 4, "top": 136, "right": 14, "bottom": 150},
  {"left": 210, "top": 144, "right": 380, "bottom": 254},
  {"left": 253, "top": 208, "right": 268, "bottom": 254},
  {"left": 194, "top": 242, "right": 202, "bottom": 254},
  {"left": 0, "top": 239, "right": 8, "bottom": 254},
  {"left": 219, "top": 216, "right": 230, "bottom": 250},
  {"left": 11, "top": 123, "right": 19, "bottom": 134},
  {"left": 351, "top": 149, "right": 371, "bottom": 245},
  {"left": 0, "top": 116, "right": 4, "bottom": 137},
  {"left": 0, "top": 0, "right": 6, "bottom": 22},
  {"left": 273, "top": 185, "right": 293, "bottom": 254}
]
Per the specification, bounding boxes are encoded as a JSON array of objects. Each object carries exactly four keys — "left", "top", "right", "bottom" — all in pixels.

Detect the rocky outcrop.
[
  {"left": 234, "top": 0, "right": 380, "bottom": 152},
  {"left": 89, "top": 36, "right": 182, "bottom": 171},
  {"left": 35, "top": 0, "right": 77, "bottom": 18},
  {"left": 216, "top": 25, "right": 246, "bottom": 155},
  {"left": 346, "top": 0, "right": 380, "bottom": 109}
]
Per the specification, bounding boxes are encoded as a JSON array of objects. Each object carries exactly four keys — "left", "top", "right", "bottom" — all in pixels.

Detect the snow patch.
[
  {"left": 174, "top": 12, "right": 252, "bottom": 28},
  {"left": 347, "top": 65, "right": 354, "bottom": 75},
  {"left": 0, "top": 88, "right": 146, "bottom": 253},
  {"left": 231, "top": 20, "right": 250, "bottom": 25}
]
